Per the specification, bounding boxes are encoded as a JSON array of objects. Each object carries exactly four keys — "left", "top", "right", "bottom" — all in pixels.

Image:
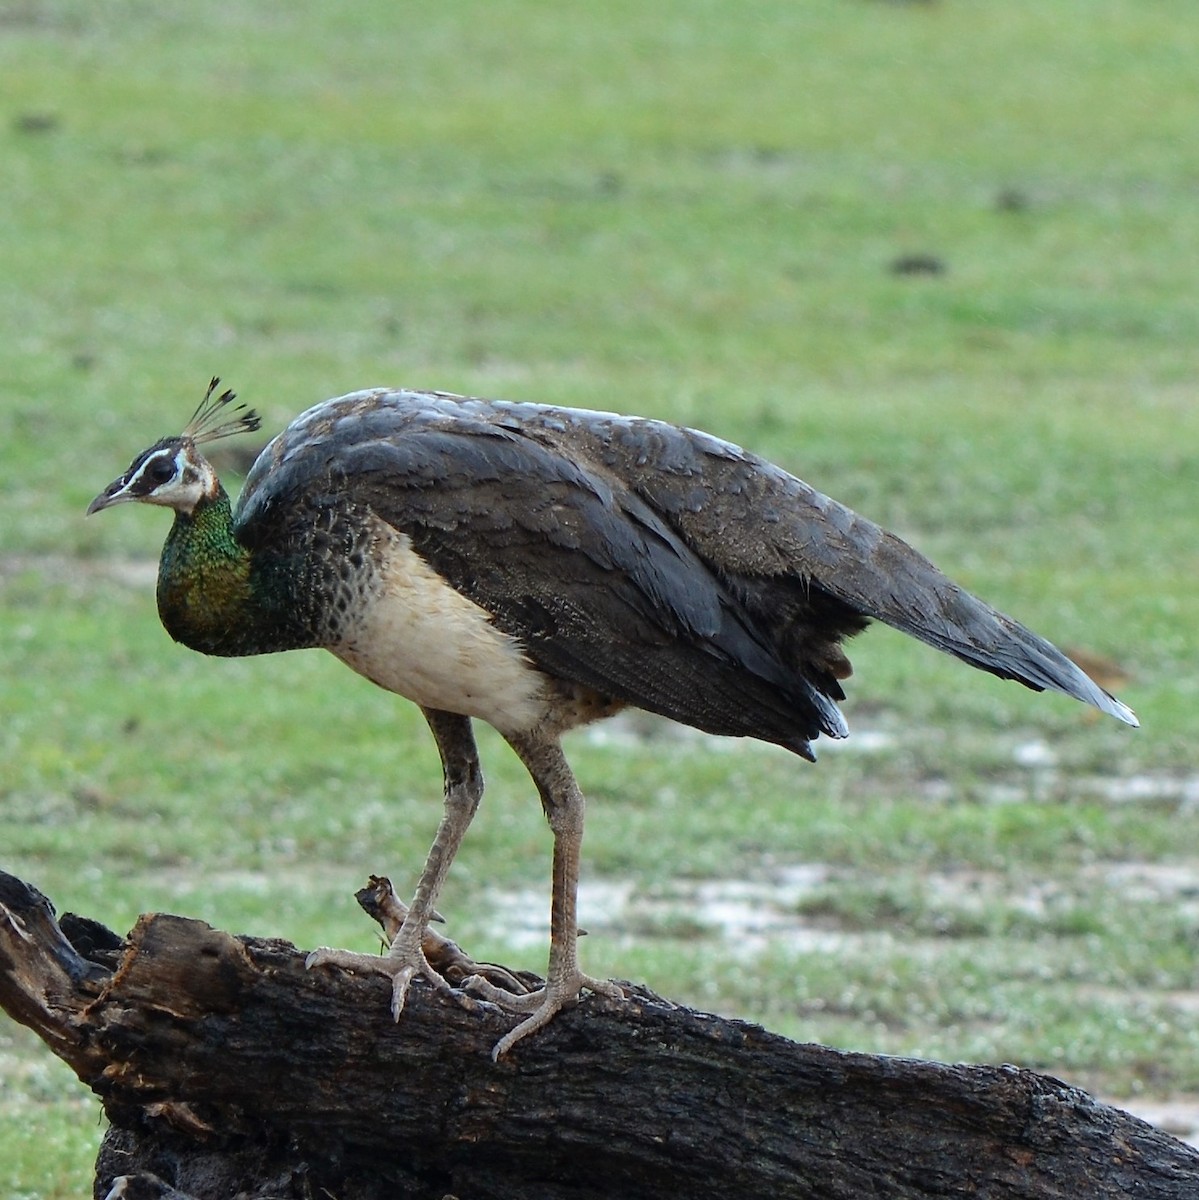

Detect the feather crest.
[{"left": 184, "top": 377, "right": 261, "bottom": 444}]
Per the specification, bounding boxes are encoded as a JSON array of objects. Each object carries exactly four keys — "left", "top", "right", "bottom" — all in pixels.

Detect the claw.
[
  {"left": 390, "top": 963, "right": 418, "bottom": 1018},
  {"left": 304, "top": 939, "right": 472, "bottom": 1017},
  {"left": 469, "top": 971, "right": 625, "bottom": 1060}
]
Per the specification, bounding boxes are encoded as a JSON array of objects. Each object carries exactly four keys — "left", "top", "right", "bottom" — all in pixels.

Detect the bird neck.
[{"left": 156, "top": 487, "right": 305, "bottom": 657}]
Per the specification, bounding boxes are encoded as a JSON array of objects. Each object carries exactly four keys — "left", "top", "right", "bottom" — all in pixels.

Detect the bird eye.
[{"left": 146, "top": 457, "right": 176, "bottom": 485}]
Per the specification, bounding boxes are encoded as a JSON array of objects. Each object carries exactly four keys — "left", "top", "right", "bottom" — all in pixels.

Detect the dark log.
[{"left": 1, "top": 869, "right": 1196, "bottom": 1200}]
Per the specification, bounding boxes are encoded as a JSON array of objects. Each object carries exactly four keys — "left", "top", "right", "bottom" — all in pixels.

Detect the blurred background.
[{"left": 2, "top": 2, "right": 1197, "bottom": 1193}]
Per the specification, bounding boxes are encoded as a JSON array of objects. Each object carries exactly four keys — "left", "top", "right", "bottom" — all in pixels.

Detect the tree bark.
[{"left": 1, "top": 869, "right": 1195, "bottom": 1200}]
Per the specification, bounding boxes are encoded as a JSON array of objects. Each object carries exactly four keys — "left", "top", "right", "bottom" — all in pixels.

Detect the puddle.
[
  {"left": 584, "top": 712, "right": 1199, "bottom": 811},
  {"left": 480, "top": 864, "right": 846, "bottom": 953},
  {"left": 480, "top": 853, "right": 1199, "bottom": 956}
]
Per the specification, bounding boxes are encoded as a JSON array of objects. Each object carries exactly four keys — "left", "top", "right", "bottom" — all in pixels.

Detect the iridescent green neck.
[{"left": 156, "top": 489, "right": 307, "bottom": 657}]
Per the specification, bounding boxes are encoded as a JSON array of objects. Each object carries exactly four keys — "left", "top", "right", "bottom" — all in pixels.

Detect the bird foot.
[
  {"left": 304, "top": 941, "right": 480, "bottom": 1019},
  {"left": 354, "top": 874, "right": 539, "bottom": 997},
  {"left": 465, "top": 969, "right": 625, "bottom": 1060}
]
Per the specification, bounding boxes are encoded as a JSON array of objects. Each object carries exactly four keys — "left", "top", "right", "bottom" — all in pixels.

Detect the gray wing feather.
[
  {"left": 466, "top": 398, "right": 1137, "bottom": 726},
  {"left": 236, "top": 392, "right": 848, "bottom": 752},
  {"left": 237, "top": 389, "right": 1136, "bottom": 731}
]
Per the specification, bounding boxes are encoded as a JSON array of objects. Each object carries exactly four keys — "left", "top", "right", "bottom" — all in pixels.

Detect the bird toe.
[
  {"left": 480, "top": 970, "right": 626, "bottom": 1059},
  {"left": 304, "top": 943, "right": 466, "bottom": 1017},
  {"left": 462, "top": 974, "right": 546, "bottom": 1011}
]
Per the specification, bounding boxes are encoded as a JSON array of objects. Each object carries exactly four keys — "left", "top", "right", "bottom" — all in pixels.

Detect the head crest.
[{"left": 183, "top": 377, "right": 262, "bottom": 445}]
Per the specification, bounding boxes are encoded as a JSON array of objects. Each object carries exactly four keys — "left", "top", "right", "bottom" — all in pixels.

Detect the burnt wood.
[{"left": 0, "top": 870, "right": 1194, "bottom": 1200}]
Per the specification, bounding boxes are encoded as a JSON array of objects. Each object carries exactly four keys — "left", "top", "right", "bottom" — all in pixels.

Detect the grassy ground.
[{"left": 2, "top": 1, "right": 1198, "bottom": 1194}]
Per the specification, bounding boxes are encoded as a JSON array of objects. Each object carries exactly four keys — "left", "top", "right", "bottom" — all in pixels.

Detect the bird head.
[{"left": 87, "top": 379, "right": 260, "bottom": 518}]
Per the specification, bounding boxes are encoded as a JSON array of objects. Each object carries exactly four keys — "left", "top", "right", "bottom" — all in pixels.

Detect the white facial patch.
[{"left": 125, "top": 446, "right": 217, "bottom": 514}]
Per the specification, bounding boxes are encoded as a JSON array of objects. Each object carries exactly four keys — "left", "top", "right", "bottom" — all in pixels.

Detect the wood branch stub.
[
  {"left": 1, "top": 869, "right": 1197, "bottom": 1200},
  {"left": 0, "top": 872, "right": 108, "bottom": 1069},
  {"left": 355, "top": 873, "right": 540, "bottom": 994}
]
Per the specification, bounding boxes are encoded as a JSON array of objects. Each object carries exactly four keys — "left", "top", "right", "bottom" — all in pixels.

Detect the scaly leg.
[
  {"left": 306, "top": 708, "right": 484, "bottom": 1016},
  {"left": 467, "top": 731, "right": 623, "bottom": 1059}
]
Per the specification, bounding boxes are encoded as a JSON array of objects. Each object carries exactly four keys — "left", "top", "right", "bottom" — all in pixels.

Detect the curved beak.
[{"left": 86, "top": 477, "right": 132, "bottom": 516}]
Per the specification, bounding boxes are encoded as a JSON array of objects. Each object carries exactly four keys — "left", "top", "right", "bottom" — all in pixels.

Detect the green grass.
[{"left": 3, "top": 1, "right": 1199, "bottom": 1194}]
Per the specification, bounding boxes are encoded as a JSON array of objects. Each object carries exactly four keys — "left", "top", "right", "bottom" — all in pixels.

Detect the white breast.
[{"left": 330, "top": 523, "right": 549, "bottom": 734}]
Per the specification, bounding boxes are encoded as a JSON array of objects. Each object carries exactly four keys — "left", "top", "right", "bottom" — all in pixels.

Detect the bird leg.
[
  {"left": 305, "top": 708, "right": 485, "bottom": 1016},
  {"left": 465, "top": 732, "right": 624, "bottom": 1059}
]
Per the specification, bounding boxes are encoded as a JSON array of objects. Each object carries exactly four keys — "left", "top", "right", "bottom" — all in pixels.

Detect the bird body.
[
  {"left": 329, "top": 519, "right": 554, "bottom": 733},
  {"left": 89, "top": 381, "right": 1137, "bottom": 1057}
]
